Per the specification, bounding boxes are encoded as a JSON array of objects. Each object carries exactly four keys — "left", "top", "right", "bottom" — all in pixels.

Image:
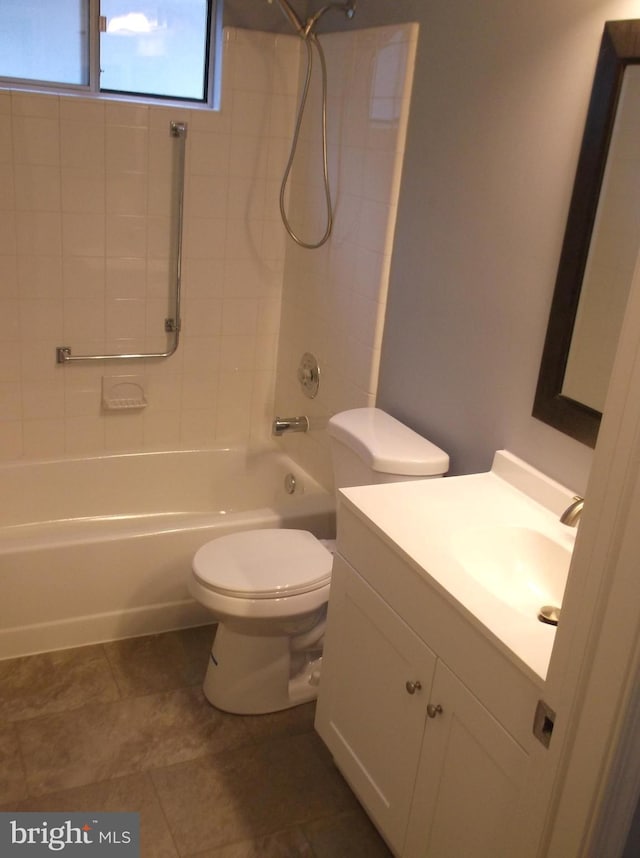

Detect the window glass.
[
  {"left": 0, "top": 0, "right": 88, "bottom": 86},
  {"left": 100, "top": 0, "right": 210, "bottom": 101}
]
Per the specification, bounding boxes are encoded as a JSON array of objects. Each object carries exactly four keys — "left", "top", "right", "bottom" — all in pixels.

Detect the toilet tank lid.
[{"left": 327, "top": 408, "right": 449, "bottom": 476}]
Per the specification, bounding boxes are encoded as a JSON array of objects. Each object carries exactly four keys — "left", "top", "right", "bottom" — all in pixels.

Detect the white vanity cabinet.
[
  {"left": 315, "top": 554, "right": 437, "bottom": 856},
  {"left": 403, "top": 659, "right": 528, "bottom": 858},
  {"left": 316, "top": 503, "right": 540, "bottom": 858}
]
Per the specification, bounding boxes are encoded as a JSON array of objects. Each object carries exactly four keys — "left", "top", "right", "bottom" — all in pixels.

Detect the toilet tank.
[{"left": 327, "top": 408, "right": 449, "bottom": 490}]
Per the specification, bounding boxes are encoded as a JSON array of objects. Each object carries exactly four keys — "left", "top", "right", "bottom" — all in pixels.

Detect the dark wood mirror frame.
[{"left": 533, "top": 19, "right": 640, "bottom": 447}]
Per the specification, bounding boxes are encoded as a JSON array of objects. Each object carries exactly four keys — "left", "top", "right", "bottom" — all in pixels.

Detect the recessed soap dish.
[{"left": 102, "top": 375, "right": 148, "bottom": 411}]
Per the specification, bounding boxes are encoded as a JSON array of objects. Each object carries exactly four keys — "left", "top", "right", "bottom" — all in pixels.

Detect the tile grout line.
[
  {"left": 99, "top": 641, "right": 126, "bottom": 702},
  {"left": 9, "top": 719, "right": 31, "bottom": 805},
  {"left": 146, "top": 770, "right": 183, "bottom": 858}
]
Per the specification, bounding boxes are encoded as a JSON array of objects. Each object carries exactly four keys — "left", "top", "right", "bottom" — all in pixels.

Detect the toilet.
[{"left": 189, "top": 407, "right": 449, "bottom": 714}]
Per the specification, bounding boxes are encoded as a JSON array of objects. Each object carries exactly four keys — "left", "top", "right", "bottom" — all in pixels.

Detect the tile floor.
[{"left": 0, "top": 625, "right": 392, "bottom": 857}]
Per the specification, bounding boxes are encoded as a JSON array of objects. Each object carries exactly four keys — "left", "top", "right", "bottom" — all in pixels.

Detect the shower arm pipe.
[
  {"left": 270, "top": 0, "right": 356, "bottom": 39},
  {"left": 302, "top": 1, "right": 356, "bottom": 37},
  {"left": 56, "top": 120, "right": 187, "bottom": 365},
  {"left": 268, "top": 0, "right": 305, "bottom": 35}
]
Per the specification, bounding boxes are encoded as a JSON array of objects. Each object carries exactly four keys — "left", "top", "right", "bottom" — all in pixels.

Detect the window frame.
[{"left": 0, "top": 0, "right": 221, "bottom": 109}]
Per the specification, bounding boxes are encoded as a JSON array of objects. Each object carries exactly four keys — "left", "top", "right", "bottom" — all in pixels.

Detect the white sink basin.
[
  {"left": 453, "top": 525, "right": 570, "bottom": 618},
  {"left": 339, "top": 450, "right": 579, "bottom": 679}
]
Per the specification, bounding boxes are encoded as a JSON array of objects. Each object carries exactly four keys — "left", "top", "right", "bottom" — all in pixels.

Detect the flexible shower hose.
[{"left": 279, "top": 34, "right": 333, "bottom": 249}]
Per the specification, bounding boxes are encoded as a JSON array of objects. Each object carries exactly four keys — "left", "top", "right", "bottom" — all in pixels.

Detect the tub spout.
[{"left": 273, "top": 416, "right": 309, "bottom": 436}]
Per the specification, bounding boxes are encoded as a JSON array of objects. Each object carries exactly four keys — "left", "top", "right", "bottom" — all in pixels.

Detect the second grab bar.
[{"left": 56, "top": 120, "right": 187, "bottom": 364}]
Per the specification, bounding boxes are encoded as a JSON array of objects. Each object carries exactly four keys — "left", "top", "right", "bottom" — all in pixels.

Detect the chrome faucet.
[
  {"left": 272, "top": 415, "right": 309, "bottom": 436},
  {"left": 560, "top": 495, "right": 584, "bottom": 527}
]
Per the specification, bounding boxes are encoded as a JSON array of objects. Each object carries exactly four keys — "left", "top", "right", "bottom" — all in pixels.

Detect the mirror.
[{"left": 533, "top": 19, "right": 640, "bottom": 447}]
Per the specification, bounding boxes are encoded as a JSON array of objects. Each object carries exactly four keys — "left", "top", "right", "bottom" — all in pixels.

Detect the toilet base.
[{"left": 203, "top": 624, "right": 322, "bottom": 714}]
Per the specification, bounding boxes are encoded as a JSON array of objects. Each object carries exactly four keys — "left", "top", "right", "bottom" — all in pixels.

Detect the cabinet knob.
[
  {"left": 405, "top": 680, "right": 422, "bottom": 695},
  {"left": 427, "top": 703, "right": 443, "bottom": 718}
]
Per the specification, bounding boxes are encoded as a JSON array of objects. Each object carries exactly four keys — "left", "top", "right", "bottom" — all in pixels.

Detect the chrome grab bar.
[{"left": 56, "top": 120, "right": 187, "bottom": 364}]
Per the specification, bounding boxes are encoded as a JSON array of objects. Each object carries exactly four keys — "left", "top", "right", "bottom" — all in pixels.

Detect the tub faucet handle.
[{"left": 272, "top": 416, "right": 309, "bottom": 436}]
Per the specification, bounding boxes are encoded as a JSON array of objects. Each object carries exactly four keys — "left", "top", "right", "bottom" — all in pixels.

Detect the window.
[
  {"left": 0, "top": 0, "right": 218, "bottom": 106},
  {"left": 0, "top": 0, "right": 89, "bottom": 87}
]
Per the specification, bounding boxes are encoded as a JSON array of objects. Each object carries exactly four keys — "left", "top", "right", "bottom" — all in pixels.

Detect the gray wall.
[
  {"left": 223, "top": 0, "right": 309, "bottom": 32},
  {"left": 224, "top": 0, "right": 640, "bottom": 492},
  {"left": 341, "top": 0, "right": 639, "bottom": 490},
  {"left": 223, "top": 0, "right": 419, "bottom": 34},
  {"left": 223, "top": 0, "right": 278, "bottom": 31},
  {"left": 340, "top": 0, "right": 638, "bottom": 490}
]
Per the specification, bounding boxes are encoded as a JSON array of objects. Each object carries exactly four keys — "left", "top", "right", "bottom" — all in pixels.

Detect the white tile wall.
[
  {"left": 0, "top": 28, "right": 300, "bottom": 460},
  {"left": 274, "top": 23, "right": 419, "bottom": 488},
  {"left": 0, "top": 23, "right": 417, "bottom": 465}
]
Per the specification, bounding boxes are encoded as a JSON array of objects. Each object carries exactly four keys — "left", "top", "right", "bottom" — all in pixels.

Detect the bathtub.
[{"left": 0, "top": 446, "right": 335, "bottom": 660}]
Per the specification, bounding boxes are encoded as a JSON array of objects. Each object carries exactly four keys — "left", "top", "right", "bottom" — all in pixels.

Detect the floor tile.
[
  {"left": 0, "top": 722, "right": 27, "bottom": 805},
  {"left": 0, "top": 644, "right": 120, "bottom": 722},
  {"left": 17, "top": 686, "right": 253, "bottom": 796},
  {"left": 183, "top": 827, "right": 313, "bottom": 857},
  {"left": 103, "top": 625, "right": 215, "bottom": 697},
  {"left": 240, "top": 701, "right": 316, "bottom": 745},
  {"left": 303, "top": 809, "right": 394, "bottom": 857},
  {"left": 151, "top": 731, "right": 360, "bottom": 855},
  {"left": 3, "top": 773, "right": 178, "bottom": 858},
  {"left": 0, "top": 631, "right": 392, "bottom": 858}
]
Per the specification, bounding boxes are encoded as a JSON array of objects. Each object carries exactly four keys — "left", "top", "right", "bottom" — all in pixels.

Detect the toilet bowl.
[
  {"left": 190, "top": 407, "right": 449, "bottom": 715},
  {"left": 190, "top": 529, "right": 333, "bottom": 714}
]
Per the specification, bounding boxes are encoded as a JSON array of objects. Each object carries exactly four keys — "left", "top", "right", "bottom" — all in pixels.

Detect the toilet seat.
[{"left": 192, "top": 529, "right": 332, "bottom": 600}]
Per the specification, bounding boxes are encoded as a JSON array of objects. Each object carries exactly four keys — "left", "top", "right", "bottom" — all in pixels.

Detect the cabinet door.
[
  {"left": 315, "top": 556, "right": 436, "bottom": 856},
  {"left": 404, "top": 660, "right": 529, "bottom": 858}
]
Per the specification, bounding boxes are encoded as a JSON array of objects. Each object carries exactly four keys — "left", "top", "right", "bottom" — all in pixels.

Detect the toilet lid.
[{"left": 192, "top": 529, "right": 333, "bottom": 599}]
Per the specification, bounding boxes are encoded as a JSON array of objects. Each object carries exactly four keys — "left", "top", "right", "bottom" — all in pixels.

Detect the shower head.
[{"left": 267, "top": 0, "right": 304, "bottom": 36}]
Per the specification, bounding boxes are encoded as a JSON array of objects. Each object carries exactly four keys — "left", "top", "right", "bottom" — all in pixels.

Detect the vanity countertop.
[{"left": 339, "top": 451, "right": 577, "bottom": 680}]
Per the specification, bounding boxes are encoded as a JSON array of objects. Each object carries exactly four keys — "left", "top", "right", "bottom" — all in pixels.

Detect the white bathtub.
[{"left": 0, "top": 446, "right": 335, "bottom": 660}]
